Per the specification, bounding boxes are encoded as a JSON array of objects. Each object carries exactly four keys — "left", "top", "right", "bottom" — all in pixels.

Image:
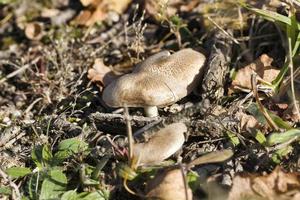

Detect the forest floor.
[{"left": 0, "top": 0, "right": 300, "bottom": 200}]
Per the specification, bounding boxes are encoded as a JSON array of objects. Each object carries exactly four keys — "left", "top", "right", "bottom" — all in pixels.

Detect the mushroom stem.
[{"left": 144, "top": 106, "right": 159, "bottom": 117}]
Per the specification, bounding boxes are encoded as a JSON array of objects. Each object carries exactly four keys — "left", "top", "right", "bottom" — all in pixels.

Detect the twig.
[
  {"left": 0, "top": 57, "right": 40, "bottom": 84},
  {"left": 0, "top": 132, "right": 26, "bottom": 150},
  {"left": 25, "top": 97, "right": 43, "bottom": 114},
  {"left": 251, "top": 73, "right": 279, "bottom": 130},
  {"left": 179, "top": 164, "right": 189, "bottom": 200},
  {"left": 124, "top": 106, "right": 133, "bottom": 166},
  {"left": 91, "top": 112, "right": 160, "bottom": 123},
  {"left": 287, "top": 23, "right": 300, "bottom": 121},
  {"left": 206, "top": 16, "right": 239, "bottom": 45}
]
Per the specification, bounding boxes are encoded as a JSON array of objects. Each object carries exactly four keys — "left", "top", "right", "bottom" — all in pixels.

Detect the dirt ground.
[{"left": 0, "top": 0, "right": 300, "bottom": 200}]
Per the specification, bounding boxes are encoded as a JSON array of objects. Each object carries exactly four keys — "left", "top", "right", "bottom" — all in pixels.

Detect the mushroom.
[
  {"left": 102, "top": 48, "right": 206, "bottom": 117},
  {"left": 132, "top": 122, "right": 186, "bottom": 166}
]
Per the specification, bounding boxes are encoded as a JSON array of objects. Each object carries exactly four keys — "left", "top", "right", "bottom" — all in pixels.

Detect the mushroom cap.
[
  {"left": 132, "top": 122, "right": 186, "bottom": 165},
  {"left": 102, "top": 48, "right": 206, "bottom": 107}
]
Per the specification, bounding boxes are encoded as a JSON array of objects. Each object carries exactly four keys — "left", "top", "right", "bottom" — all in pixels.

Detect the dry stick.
[
  {"left": 251, "top": 74, "right": 279, "bottom": 131},
  {"left": 0, "top": 57, "right": 40, "bottom": 84},
  {"left": 206, "top": 16, "right": 239, "bottom": 45},
  {"left": 91, "top": 112, "right": 160, "bottom": 123},
  {"left": 25, "top": 97, "right": 43, "bottom": 114},
  {"left": 287, "top": 36, "right": 300, "bottom": 121},
  {"left": 179, "top": 164, "right": 189, "bottom": 200},
  {"left": 277, "top": 67, "right": 300, "bottom": 98},
  {"left": 124, "top": 106, "right": 134, "bottom": 166},
  {"left": 1, "top": 132, "right": 26, "bottom": 150},
  {"left": 122, "top": 106, "right": 140, "bottom": 197}
]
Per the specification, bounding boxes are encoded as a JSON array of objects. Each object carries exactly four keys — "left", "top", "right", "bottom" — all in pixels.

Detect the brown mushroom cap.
[
  {"left": 102, "top": 48, "right": 206, "bottom": 108},
  {"left": 132, "top": 122, "right": 186, "bottom": 166}
]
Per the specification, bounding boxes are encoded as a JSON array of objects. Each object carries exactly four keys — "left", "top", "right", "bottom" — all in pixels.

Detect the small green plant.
[
  {"left": 241, "top": 1, "right": 300, "bottom": 104},
  {"left": 3, "top": 138, "right": 109, "bottom": 200},
  {"left": 239, "top": 1, "right": 300, "bottom": 163}
]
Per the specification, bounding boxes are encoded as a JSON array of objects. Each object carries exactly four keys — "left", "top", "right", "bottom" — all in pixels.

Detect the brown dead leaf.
[
  {"left": 87, "top": 58, "right": 117, "bottom": 91},
  {"left": 73, "top": 0, "right": 131, "bottom": 26},
  {"left": 146, "top": 167, "right": 193, "bottom": 200},
  {"left": 237, "top": 111, "right": 260, "bottom": 131},
  {"left": 24, "top": 22, "right": 44, "bottom": 41},
  {"left": 231, "top": 54, "right": 280, "bottom": 92},
  {"left": 228, "top": 167, "right": 300, "bottom": 200},
  {"left": 132, "top": 122, "right": 186, "bottom": 166}
]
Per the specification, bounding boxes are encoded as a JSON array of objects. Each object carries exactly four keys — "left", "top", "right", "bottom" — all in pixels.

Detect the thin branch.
[
  {"left": 251, "top": 73, "right": 279, "bottom": 131},
  {"left": 0, "top": 57, "right": 40, "bottom": 84}
]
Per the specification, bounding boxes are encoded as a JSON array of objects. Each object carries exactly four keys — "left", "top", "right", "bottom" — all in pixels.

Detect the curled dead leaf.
[
  {"left": 87, "top": 58, "right": 117, "bottom": 91},
  {"left": 231, "top": 54, "right": 280, "bottom": 92},
  {"left": 238, "top": 111, "right": 259, "bottom": 131},
  {"left": 132, "top": 122, "right": 186, "bottom": 166},
  {"left": 24, "top": 22, "right": 44, "bottom": 41},
  {"left": 228, "top": 167, "right": 300, "bottom": 200},
  {"left": 146, "top": 167, "right": 193, "bottom": 200}
]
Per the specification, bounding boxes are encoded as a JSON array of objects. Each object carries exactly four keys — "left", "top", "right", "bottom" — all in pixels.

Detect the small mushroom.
[
  {"left": 102, "top": 48, "right": 206, "bottom": 117},
  {"left": 132, "top": 122, "right": 186, "bottom": 166}
]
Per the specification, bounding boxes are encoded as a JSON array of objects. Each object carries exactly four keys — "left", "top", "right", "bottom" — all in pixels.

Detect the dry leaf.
[
  {"left": 132, "top": 122, "right": 186, "bottom": 166},
  {"left": 24, "top": 22, "right": 44, "bottom": 40},
  {"left": 238, "top": 111, "right": 259, "bottom": 131},
  {"left": 87, "top": 58, "right": 117, "bottom": 91},
  {"left": 231, "top": 54, "right": 280, "bottom": 92},
  {"left": 187, "top": 149, "right": 233, "bottom": 168},
  {"left": 74, "top": 0, "right": 131, "bottom": 26},
  {"left": 228, "top": 167, "right": 300, "bottom": 200},
  {"left": 80, "top": 0, "right": 100, "bottom": 7},
  {"left": 146, "top": 167, "right": 193, "bottom": 200}
]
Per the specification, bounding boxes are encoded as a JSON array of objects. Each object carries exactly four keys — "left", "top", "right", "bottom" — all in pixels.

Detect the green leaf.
[
  {"left": 6, "top": 167, "right": 31, "bottom": 179},
  {"left": 0, "top": 186, "right": 11, "bottom": 195},
  {"left": 247, "top": 103, "right": 267, "bottom": 125},
  {"left": 226, "top": 130, "right": 240, "bottom": 146},
  {"left": 241, "top": 3, "right": 300, "bottom": 29},
  {"left": 61, "top": 190, "right": 109, "bottom": 200},
  {"left": 77, "top": 191, "right": 108, "bottom": 200},
  {"left": 39, "top": 169, "right": 67, "bottom": 200},
  {"left": 247, "top": 103, "right": 292, "bottom": 129},
  {"left": 267, "top": 129, "right": 300, "bottom": 145},
  {"left": 269, "top": 112, "right": 292, "bottom": 130},
  {"left": 116, "top": 163, "right": 138, "bottom": 181},
  {"left": 271, "top": 145, "right": 293, "bottom": 163},
  {"left": 42, "top": 145, "right": 53, "bottom": 164},
  {"left": 254, "top": 130, "right": 267, "bottom": 145},
  {"left": 31, "top": 145, "right": 53, "bottom": 168},
  {"left": 0, "top": 0, "right": 16, "bottom": 4},
  {"left": 187, "top": 171, "right": 200, "bottom": 192},
  {"left": 26, "top": 172, "right": 40, "bottom": 200},
  {"left": 292, "top": 32, "right": 300, "bottom": 56},
  {"left": 61, "top": 190, "right": 78, "bottom": 200},
  {"left": 54, "top": 138, "right": 89, "bottom": 162},
  {"left": 31, "top": 146, "right": 43, "bottom": 169}
]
